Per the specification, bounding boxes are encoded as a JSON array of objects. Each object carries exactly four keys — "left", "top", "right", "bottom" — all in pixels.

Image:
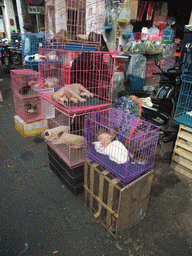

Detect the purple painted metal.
[{"left": 84, "top": 108, "right": 160, "bottom": 183}]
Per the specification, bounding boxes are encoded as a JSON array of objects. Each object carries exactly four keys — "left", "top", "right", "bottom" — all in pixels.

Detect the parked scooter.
[
  {"left": 141, "top": 59, "right": 182, "bottom": 142},
  {"left": 1, "top": 44, "right": 13, "bottom": 73},
  {"left": 9, "top": 40, "right": 22, "bottom": 66},
  {"left": 0, "top": 40, "right": 22, "bottom": 72}
]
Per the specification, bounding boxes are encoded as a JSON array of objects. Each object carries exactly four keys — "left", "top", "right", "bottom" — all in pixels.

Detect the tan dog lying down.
[
  {"left": 44, "top": 126, "right": 84, "bottom": 148},
  {"left": 51, "top": 83, "right": 94, "bottom": 105},
  {"left": 44, "top": 126, "right": 70, "bottom": 142}
]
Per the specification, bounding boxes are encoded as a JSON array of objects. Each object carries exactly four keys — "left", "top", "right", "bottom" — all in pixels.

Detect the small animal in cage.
[
  {"left": 51, "top": 83, "right": 94, "bottom": 105},
  {"left": 51, "top": 29, "right": 69, "bottom": 43},
  {"left": 96, "top": 127, "right": 118, "bottom": 149},
  {"left": 18, "top": 77, "right": 38, "bottom": 95},
  {"left": 43, "top": 77, "right": 59, "bottom": 88},
  {"left": 44, "top": 126, "right": 70, "bottom": 142},
  {"left": 93, "top": 127, "right": 129, "bottom": 164},
  {"left": 19, "top": 85, "right": 32, "bottom": 95},
  {"left": 27, "top": 77, "right": 59, "bottom": 90},
  {"left": 24, "top": 102, "right": 38, "bottom": 113},
  {"left": 44, "top": 126, "right": 84, "bottom": 149},
  {"left": 128, "top": 135, "right": 151, "bottom": 165}
]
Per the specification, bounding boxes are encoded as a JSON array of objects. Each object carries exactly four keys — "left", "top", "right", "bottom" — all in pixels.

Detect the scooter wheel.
[{"left": 12, "top": 54, "right": 22, "bottom": 65}]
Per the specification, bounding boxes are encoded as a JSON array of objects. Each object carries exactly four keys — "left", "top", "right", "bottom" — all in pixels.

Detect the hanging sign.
[
  {"left": 28, "top": 6, "right": 45, "bottom": 14},
  {"left": 28, "top": 0, "right": 44, "bottom": 5},
  {"left": 10, "top": 19, "right": 14, "bottom": 26}
]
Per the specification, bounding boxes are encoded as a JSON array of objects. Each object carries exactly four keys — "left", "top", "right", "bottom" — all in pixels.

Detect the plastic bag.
[
  {"left": 126, "top": 54, "right": 146, "bottom": 78},
  {"left": 112, "top": 72, "right": 125, "bottom": 102},
  {"left": 118, "top": 7, "right": 131, "bottom": 24}
]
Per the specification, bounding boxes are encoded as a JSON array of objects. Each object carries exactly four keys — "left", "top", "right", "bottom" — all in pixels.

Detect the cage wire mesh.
[
  {"left": 174, "top": 72, "right": 192, "bottom": 128},
  {"left": 10, "top": 69, "right": 39, "bottom": 98},
  {"left": 84, "top": 108, "right": 160, "bottom": 183},
  {"left": 45, "top": 0, "right": 105, "bottom": 48},
  {"left": 23, "top": 62, "right": 39, "bottom": 72},
  {"left": 21, "top": 33, "right": 45, "bottom": 60},
  {"left": 13, "top": 92, "right": 43, "bottom": 123},
  {"left": 38, "top": 48, "right": 115, "bottom": 114},
  {"left": 43, "top": 106, "right": 86, "bottom": 167}
]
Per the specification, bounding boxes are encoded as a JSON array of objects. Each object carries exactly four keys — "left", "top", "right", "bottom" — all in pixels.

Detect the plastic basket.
[{"left": 126, "top": 75, "right": 145, "bottom": 92}]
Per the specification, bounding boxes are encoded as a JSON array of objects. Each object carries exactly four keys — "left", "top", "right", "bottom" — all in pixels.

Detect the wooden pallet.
[
  {"left": 170, "top": 125, "right": 192, "bottom": 179},
  {"left": 84, "top": 158, "right": 154, "bottom": 239}
]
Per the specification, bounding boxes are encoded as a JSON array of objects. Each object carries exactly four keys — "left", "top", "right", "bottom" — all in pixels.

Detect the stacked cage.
[
  {"left": 39, "top": 48, "right": 114, "bottom": 114},
  {"left": 21, "top": 33, "right": 45, "bottom": 71},
  {"left": 174, "top": 72, "right": 192, "bottom": 128},
  {"left": 41, "top": 0, "right": 114, "bottom": 194},
  {"left": 45, "top": 0, "right": 104, "bottom": 49},
  {"left": 84, "top": 108, "right": 160, "bottom": 184},
  {"left": 41, "top": 48, "right": 115, "bottom": 166},
  {"left": 11, "top": 69, "right": 43, "bottom": 123}
]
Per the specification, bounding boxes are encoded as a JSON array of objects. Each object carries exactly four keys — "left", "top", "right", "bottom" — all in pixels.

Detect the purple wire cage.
[{"left": 84, "top": 108, "right": 160, "bottom": 183}]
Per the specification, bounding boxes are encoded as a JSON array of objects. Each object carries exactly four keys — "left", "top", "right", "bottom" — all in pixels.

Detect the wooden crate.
[
  {"left": 170, "top": 125, "right": 192, "bottom": 179},
  {"left": 84, "top": 158, "right": 154, "bottom": 239}
]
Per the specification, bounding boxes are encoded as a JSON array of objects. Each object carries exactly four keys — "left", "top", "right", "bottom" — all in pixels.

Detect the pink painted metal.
[
  {"left": 10, "top": 69, "right": 39, "bottom": 98},
  {"left": 38, "top": 48, "right": 115, "bottom": 115},
  {"left": 43, "top": 107, "right": 86, "bottom": 167},
  {"left": 13, "top": 92, "right": 43, "bottom": 123},
  {"left": 84, "top": 108, "right": 160, "bottom": 183}
]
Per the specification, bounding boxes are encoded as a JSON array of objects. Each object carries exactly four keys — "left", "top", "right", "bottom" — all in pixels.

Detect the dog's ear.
[{"left": 58, "top": 131, "right": 64, "bottom": 138}]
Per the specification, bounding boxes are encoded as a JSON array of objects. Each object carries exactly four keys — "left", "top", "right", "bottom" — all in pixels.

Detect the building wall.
[
  {"left": 2, "top": 0, "right": 45, "bottom": 40},
  {"left": 3, "top": 0, "right": 17, "bottom": 40}
]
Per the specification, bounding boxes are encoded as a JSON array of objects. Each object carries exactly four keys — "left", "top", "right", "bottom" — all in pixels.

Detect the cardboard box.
[{"left": 14, "top": 115, "right": 47, "bottom": 137}]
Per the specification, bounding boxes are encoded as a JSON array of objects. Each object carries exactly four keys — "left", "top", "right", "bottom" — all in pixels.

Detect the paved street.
[{"left": 0, "top": 67, "right": 192, "bottom": 256}]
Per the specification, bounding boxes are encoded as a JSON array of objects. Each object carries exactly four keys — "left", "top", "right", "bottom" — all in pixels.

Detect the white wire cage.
[{"left": 45, "top": 0, "right": 105, "bottom": 47}]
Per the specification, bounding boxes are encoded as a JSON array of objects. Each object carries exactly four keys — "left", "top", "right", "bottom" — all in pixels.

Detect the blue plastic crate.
[
  {"left": 21, "top": 33, "right": 45, "bottom": 60},
  {"left": 46, "top": 43, "right": 97, "bottom": 51},
  {"left": 174, "top": 72, "right": 192, "bottom": 128},
  {"left": 23, "top": 60, "right": 38, "bottom": 71}
]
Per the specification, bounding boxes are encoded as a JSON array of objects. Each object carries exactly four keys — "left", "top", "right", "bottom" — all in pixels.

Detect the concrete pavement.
[{"left": 0, "top": 67, "right": 192, "bottom": 256}]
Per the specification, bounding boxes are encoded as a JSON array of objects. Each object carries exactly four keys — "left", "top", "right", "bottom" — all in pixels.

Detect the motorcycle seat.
[{"left": 142, "top": 104, "right": 171, "bottom": 119}]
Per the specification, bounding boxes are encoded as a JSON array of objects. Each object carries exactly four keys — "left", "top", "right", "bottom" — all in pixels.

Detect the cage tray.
[
  {"left": 85, "top": 148, "right": 151, "bottom": 184},
  {"left": 42, "top": 93, "right": 109, "bottom": 114},
  {"left": 175, "top": 113, "right": 192, "bottom": 128}
]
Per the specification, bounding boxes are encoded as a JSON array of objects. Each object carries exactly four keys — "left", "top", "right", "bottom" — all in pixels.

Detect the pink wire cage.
[
  {"left": 10, "top": 69, "right": 44, "bottom": 123},
  {"left": 10, "top": 69, "right": 39, "bottom": 98},
  {"left": 43, "top": 105, "right": 88, "bottom": 167},
  {"left": 13, "top": 92, "right": 43, "bottom": 123},
  {"left": 38, "top": 48, "right": 115, "bottom": 115}
]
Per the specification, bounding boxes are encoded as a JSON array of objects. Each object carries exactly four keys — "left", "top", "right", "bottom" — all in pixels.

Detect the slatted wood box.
[
  {"left": 84, "top": 158, "right": 154, "bottom": 239},
  {"left": 170, "top": 125, "right": 192, "bottom": 179}
]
